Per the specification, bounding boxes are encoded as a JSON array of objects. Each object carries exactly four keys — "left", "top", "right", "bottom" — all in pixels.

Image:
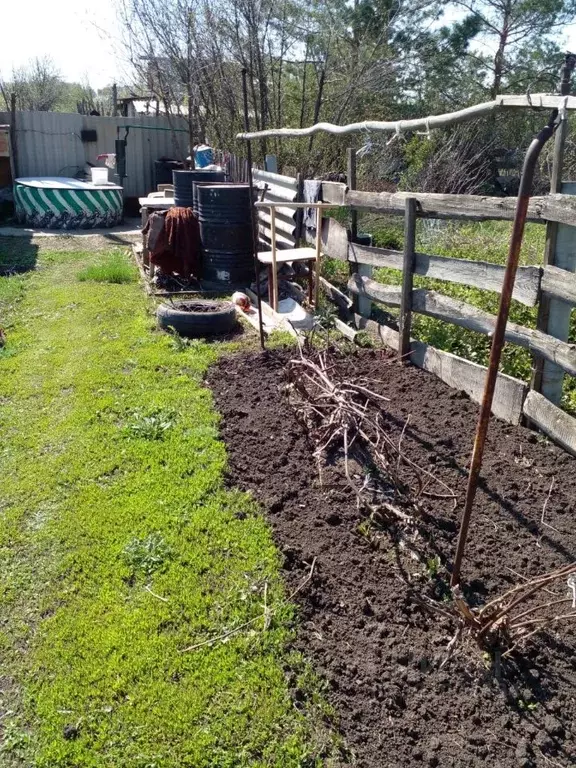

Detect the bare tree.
[{"left": 9, "top": 57, "right": 65, "bottom": 111}]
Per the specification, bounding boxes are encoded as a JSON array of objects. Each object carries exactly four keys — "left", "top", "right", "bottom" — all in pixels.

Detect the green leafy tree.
[{"left": 452, "top": 0, "right": 576, "bottom": 97}]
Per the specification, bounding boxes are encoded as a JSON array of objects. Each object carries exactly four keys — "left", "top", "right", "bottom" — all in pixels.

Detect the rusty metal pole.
[
  {"left": 242, "top": 68, "right": 265, "bottom": 350},
  {"left": 450, "top": 110, "right": 558, "bottom": 588}
]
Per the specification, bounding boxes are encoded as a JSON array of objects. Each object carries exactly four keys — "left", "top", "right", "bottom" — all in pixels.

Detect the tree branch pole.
[
  {"left": 450, "top": 111, "right": 559, "bottom": 588},
  {"left": 241, "top": 68, "right": 265, "bottom": 350},
  {"left": 237, "top": 95, "right": 576, "bottom": 142}
]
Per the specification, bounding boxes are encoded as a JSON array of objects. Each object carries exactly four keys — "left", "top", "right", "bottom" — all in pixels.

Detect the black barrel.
[
  {"left": 154, "top": 159, "right": 183, "bottom": 188},
  {"left": 197, "top": 184, "right": 254, "bottom": 288},
  {"left": 173, "top": 169, "right": 225, "bottom": 208}
]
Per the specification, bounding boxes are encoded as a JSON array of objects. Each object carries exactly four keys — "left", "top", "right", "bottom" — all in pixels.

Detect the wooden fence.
[
  {"left": 315, "top": 180, "right": 576, "bottom": 455},
  {"left": 246, "top": 168, "right": 576, "bottom": 458}
]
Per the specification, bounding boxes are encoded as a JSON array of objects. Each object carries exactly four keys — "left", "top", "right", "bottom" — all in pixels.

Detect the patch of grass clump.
[{"left": 77, "top": 251, "right": 137, "bottom": 283}]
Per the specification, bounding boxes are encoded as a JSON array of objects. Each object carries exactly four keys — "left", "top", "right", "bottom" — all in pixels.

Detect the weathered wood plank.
[
  {"left": 541, "top": 264, "right": 576, "bottom": 305},
  {"left": 320, "top": 276, "right": 353, "bottom": 311},
  {"left": 350, "top": 314, "right": 526, "bottom": 424},
  {"left": 253, "top": 168, "right": 298, "bottom": 192},
  {"left": 399, "top": 198, "right": 417, "bottom": 358},
  {"left": 523, "top": 390, "right": 576, "bottom": 456},
  {"left": 346, "top": 241, "right": 540, "bottom": 306},
  {"left": 334, "top": 317, "right": 358, "bottom": 341},
  {"left": 321, "top": 183, "right": 576, "bottom": 227},
  {"left": 321, "top": 217, "right": 349, "bottom": 261},
  {"left": 348, "top": 275, "right": 576, "bottom": 375},
  {"left": 411, "top": 341, "right": 526, "bottom": 425}
]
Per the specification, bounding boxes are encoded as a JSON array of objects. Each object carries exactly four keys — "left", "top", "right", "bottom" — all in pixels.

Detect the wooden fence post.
[
  {"left": 347, "top": 146, "right": 372, "bottom": 318},
  {"left": 399, "top": 197, "right": 417, "bottom": 360},
  {"left": 534, "top": 182, "right": 576, "bottom": 402},
  {"left": 531, "top": 53, "right": 576, "bottom": 404}
]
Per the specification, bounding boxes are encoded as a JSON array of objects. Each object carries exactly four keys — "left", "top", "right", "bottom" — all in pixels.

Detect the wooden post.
[
  {"left": 532, "top": 53, "right": 576, "bottom": 403},
  {"left": 270, "top": 206, "right": 279, "bottom": 310},
  {"left": 9, "top": 93, "right": 18, "bottom": 179},
  {"left": 399, "top": 197, "right": 417, "bottom": 361},
  {"left": 314, "top": 207, "right": 322, "bottom": 307},
  {"left": 112, "top": 83, "right": 118, "bottom": 117},
  {"left": 347, "top": 146, "right": 372, "bottom": 318},
  {"left": 295, "top": 172, "right": 304, "bottom": 245},
  {"left": 347, "top": 147, "right": 358, "bottom": 241},
  {"left": 536, "top": 181, "right": 576, "bottom": 402}
]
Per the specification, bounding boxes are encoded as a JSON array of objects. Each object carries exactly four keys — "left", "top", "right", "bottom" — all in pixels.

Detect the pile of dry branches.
[
  {"left": 286, "top": 343, "right": 456, "bottom": 526},
  {"left": 451, "top": 562, "right": 576, "bottom": 655}
]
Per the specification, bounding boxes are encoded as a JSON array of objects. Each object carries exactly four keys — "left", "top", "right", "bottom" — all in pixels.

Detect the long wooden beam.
[
  {"left": 237, "top": 94, "right": 575, "bottom": 141},
  {"left": 346, "top": 242, "right": 540, "bottom": 307},
  {"left": 348, "top": 275, "right": 576, "bottom": 375},
  {"left": 321, "top": 183, "right": 576, "bottom": 226}
]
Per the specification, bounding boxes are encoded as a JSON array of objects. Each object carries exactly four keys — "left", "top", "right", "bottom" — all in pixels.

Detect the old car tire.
[{"left": 157, "top": 300, "right": 237, "bottom": 337}]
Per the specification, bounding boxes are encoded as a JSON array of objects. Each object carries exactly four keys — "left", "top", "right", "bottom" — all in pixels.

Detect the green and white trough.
[{"left": 14, "top": 177, "right": 123, "bottom": 229}]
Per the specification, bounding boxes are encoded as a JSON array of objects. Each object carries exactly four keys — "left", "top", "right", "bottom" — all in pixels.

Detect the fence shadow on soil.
[{"left": 375, "top": 400, "right": 575, "bottom": 566}]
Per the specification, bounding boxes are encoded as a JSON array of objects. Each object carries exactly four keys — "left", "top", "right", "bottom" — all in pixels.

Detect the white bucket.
[{"left": 91, "top": 167, "right": 109, "bottom": 185}]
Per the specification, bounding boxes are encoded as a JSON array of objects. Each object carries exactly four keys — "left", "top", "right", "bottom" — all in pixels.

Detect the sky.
[
  {"left": 3, "top": 0, "right": 576, "bottom": 92},
  {"left": 0, "top": 0, "right": 128, "bottom": 89}
]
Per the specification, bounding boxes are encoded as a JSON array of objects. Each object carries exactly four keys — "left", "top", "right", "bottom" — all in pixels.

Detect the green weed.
[
  {"left": 123, "top": 532, "right": 172, "bottom": 579},
  {"left": 76, "top": 250, "right": 137, "bottom": 283},
  {"left": 426, "top": 555, "right": 441, "bottom": 579},
  {"left": 125, "top": 407, "right": 177, "bottom": 440}
]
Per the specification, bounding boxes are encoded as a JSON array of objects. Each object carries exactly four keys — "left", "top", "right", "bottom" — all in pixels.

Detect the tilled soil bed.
[{"left": 207, "top": 348, "right": 576, "bottom": 768}]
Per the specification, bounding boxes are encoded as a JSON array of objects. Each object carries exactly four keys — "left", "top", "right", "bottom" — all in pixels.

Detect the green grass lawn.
[{"left": 0, "top": 243, "right": 338, "bottom": 767}]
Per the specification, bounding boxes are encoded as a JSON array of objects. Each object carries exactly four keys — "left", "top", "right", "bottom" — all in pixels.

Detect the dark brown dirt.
[
  {"left": 207, "top": 348, "right": 576, "bottom": 768},
  {"left": 172, "top": 300, "right": 229, "bottom": 312}
]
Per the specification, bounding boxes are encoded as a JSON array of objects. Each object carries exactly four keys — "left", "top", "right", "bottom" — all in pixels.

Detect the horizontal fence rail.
[
  {"left": 320, "top": 182, "right": 576, "bottom": 227},
  {"left": 348, "top": 275, "right": 576, "bottom": 376}
]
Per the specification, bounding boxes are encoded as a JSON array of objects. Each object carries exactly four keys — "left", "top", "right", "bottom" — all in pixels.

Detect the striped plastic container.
[{"left": 14, "top": 177, "right": 123, "bottom": 229}]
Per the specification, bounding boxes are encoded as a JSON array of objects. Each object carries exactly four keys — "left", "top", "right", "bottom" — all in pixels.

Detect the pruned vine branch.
[{"left": 286, "top": 342, "right": 456, "bottom": 526}]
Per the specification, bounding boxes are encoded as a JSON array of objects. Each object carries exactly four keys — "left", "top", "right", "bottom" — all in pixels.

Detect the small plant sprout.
[
  {"left": 125, "top": 408, "right": 176, "bottom": 440},
  {"left": 123, "top": 533, "right": 172, "bottom": 580}
]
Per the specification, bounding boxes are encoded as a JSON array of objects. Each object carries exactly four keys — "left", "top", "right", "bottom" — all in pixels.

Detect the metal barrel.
[
  {"left": 172, "top": 169, "right": 225, "bottom": 208},
  {"left": 154, "top": 159, "right": 183, "bottom": 188},
  {"left": 196, "top": 184, "right": 254, "bottom": 288}
]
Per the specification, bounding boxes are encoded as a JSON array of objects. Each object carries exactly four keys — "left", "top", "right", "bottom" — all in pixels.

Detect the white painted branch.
[{"left": 237, "top": 95, "right": 576, "bottom": 141}]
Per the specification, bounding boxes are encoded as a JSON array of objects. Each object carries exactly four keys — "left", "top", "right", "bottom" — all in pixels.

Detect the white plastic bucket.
[{"left": 91, "top": 167, "right": 109, "bottom": 185}]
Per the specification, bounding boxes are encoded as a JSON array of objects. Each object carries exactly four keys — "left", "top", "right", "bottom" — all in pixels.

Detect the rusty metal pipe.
[{"left": 450, "top": 110, "right": 558, "bottom": 588}]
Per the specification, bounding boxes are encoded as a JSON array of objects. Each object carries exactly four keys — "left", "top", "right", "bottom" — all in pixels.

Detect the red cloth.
[{"left": 145, "top": 207, "right": 201, "bottom": 279}]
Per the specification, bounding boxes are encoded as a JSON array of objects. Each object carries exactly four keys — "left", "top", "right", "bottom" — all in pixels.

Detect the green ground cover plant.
[{"left": 0, "top": 243, "right": 338, "bottom": 767}]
